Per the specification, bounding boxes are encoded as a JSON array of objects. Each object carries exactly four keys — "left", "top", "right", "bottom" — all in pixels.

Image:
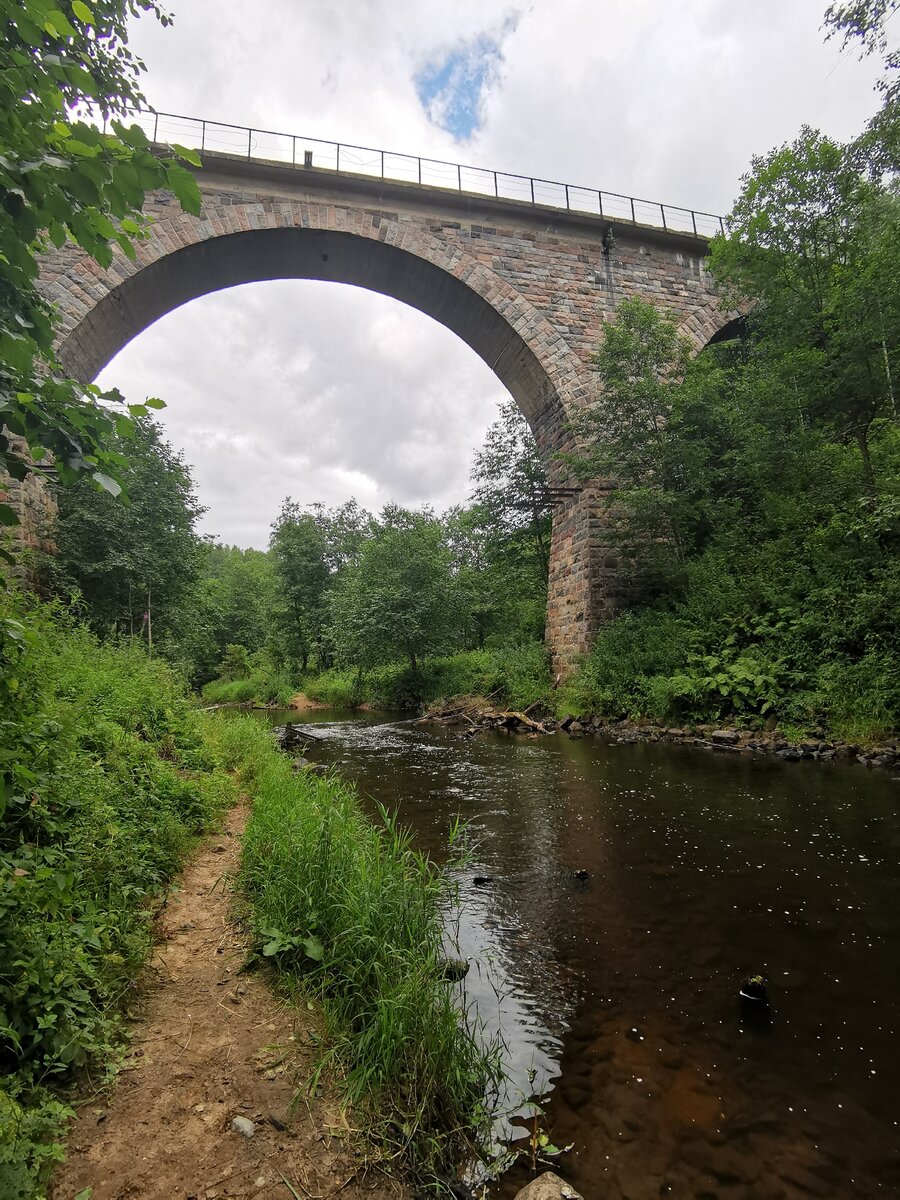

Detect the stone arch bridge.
[{"left": 30, "top": 115, "right": 730, "bottom": 675}]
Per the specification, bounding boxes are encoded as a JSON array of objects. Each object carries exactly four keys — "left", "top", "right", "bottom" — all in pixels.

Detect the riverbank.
[
  {"left": 201, "top": 637, "right": 898, "bottom": 754},
  {"left": 0, "top": 596, "right": 498, "bottom": 1197},
  {"left": 52, "top": 797, "right": 397, "bottom": 1200},
  {"left": 421, "top": 698, "right": 900, "bottom": 771},
  {"left": 204, "top": 715, "right": 500, "bottom": 1185}
]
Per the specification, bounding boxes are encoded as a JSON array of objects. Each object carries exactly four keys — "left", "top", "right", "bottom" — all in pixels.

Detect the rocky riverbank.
[{"left": 421, "top": 698, "right": 900, "bottom": 772}]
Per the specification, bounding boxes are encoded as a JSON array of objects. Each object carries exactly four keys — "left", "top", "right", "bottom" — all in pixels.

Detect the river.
[{"left": 255, "top": 708, "right": 900, "bottom": 1198}]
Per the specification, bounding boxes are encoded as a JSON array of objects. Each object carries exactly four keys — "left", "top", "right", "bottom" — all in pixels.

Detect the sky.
[{"left": 95, "top": 0, "right": 885, "bottom": 549}]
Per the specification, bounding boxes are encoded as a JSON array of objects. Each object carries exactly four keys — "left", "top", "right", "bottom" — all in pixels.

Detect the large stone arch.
[
  {"left": 43, "top": 201, "right": 594, "bottom": 470},
  {"left": 31, "top": 157, "right": 732, "bottom": 673}
]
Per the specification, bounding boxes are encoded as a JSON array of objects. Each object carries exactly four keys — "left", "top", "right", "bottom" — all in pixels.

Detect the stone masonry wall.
[
  {"left": 0, "top": 435, "right": 57, "bottom": 587},
  {"left": 34, "top": 154, "right": 728, "bottom": 674}
]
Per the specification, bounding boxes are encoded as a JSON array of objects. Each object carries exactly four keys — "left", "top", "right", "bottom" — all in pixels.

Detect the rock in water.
[
  {"left": 439, "top": 958, "right": 470, "bottom": 982},
  {"left": 739, "top": 974, "right": 772, "bottom": 1026},
  {"left": 513, "top": 1172, "right": 583, "bottom": 1200},
  {"left": 231, "top": 1115, "right": 255, "bottom": 1138}
]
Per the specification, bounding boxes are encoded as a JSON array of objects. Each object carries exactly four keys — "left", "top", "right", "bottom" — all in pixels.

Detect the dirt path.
[{"left": 53, "top": 801, "right": 402, "bottom": 1200}]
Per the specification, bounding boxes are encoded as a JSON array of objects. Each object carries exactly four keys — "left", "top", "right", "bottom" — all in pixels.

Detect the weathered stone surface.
[
  {"left": 711, "top": 729, "right": 740, "bottom": 744},
  {"left": 513, "top": 1171, "right": 583, "bottom": 1200},
  {"left": 28, "top": 151, "right": 730, "bottom": 675},
  {"left": 0, "top": 434, "right": 57, "bottom": 588}
]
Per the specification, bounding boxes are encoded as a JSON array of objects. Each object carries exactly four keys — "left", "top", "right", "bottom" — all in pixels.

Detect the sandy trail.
[{"left": 52, "top": 800, "right": 401, "bottom": 1200}]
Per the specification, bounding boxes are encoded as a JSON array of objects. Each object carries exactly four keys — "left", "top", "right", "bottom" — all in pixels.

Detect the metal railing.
[{"left": 118, "top": 109, "right": 725, "bottom": 239}]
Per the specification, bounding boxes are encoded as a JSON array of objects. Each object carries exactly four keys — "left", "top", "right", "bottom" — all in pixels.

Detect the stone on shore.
[{"left": 513, "top": 1172, "right": 583, "bottom": 1200}]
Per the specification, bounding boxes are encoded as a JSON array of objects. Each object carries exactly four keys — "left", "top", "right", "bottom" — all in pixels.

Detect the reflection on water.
[{"left": 261, "top": 709, "right": 900, "bottom": 1197}]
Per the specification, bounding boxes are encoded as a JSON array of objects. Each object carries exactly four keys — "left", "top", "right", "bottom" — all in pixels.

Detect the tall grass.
[
  {"left": 201, "top": 666, "right": 295, "bottom": 707},
  {"left": 203, "top": 715, "right": 500, "bottom": 1183},
  {"left": 0, "top": 595, "right": 234, "bottom": 1197}
]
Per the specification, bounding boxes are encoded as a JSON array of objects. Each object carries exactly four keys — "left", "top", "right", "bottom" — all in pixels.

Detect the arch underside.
[{"left": 57, "top": 228, "right": 569, "bottom": 455}]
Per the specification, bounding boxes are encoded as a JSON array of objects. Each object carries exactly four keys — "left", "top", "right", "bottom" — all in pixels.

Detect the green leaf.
[
  {"left": 92, "top": 471, "right": 122, "bottom": 497},
  {"left": 172, "top": 143, "right": 202, "bottom": 168},
  {"left": 302, "top": 935, "right": 324, "bottom": 962},
  {"left": 0, "top": 504, "right": 18, "bottom": 526},
  {"left": 165, "top": 162, "right": 202, "bottom": 216},
  {"left": 71, "top": 0, "right": 94, "bottom": 23},
  {"left": 45, "top": 10, "right": 77, "bottom": 38},
  {"left": 144, "top": 397, "right": 166, "bottom": 410}
]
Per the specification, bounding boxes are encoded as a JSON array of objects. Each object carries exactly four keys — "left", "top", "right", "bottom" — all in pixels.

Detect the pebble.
[{"left": 231, "top": 1115, "right": 255, "bottom": 1138}]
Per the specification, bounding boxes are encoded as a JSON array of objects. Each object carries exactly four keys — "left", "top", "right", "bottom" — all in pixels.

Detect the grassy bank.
[
  {"left": 202, "top": 626, "right": 898, "bottom": 745},
  {"left": 303, "top": 651, "right": 550, "bottom": 711},
  {"left": 0, "top": 596, "right": 233, "bottom": 1198},
  {"left": 203, "top": 714, "right": 499, "bottom": 1183},
  {"left": 201, "top": 662, "right": 295, "bottom": 707}
]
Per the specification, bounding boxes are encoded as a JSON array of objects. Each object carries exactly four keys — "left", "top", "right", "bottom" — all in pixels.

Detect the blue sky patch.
[{"left": 416, "top": 20, "right": 517, "bottom": 140}]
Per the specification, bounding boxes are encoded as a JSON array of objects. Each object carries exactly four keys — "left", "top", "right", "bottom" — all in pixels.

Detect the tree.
[
  {"left": 565, "top": 297, "right": 714, "bottom": 588},
  {"left": 327, "top": 506, "right": 463, "bottom": 673},
  {"left": 709, "top": 128, "right": 900, "bottom": 485},
  {"left": 269, "top": 499, "right": 329, "bottom": 672},
  {"left": 45, "top": 418, "right": 204, "bottom": 640},
  {"left": 0, "top": 0, "right": 201, "bottom": 546},
  {"left": 469, "top": 398, "right": 551, "bottom": 579},
  {"left": 824, "top": 2, "right": 899, "bottom": 93},
  {"left": 444, "top": 503, "right": 547, "bottom": 647}
]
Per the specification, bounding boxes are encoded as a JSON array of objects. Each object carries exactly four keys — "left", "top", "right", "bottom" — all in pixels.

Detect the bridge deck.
[{"left": 119, "top": 108, "right": 724, "bottom": 242}]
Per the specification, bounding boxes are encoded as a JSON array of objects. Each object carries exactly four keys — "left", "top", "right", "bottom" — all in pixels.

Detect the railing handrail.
[{"left": 120, "top": 108, "right": 725, "bottom": 238}]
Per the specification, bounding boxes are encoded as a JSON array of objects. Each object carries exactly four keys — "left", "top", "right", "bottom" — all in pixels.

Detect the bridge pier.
[{"left": 546, "top": 487, "right": 622, "bottom": 680}]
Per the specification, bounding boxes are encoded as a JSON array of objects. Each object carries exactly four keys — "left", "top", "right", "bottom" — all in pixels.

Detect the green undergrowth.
[
  {"left": 558, "top": 547, "right": 900, "bottom": 742},
  {"left": 301, "top": 644, "right": 552, "bottom": 713},
  {"left": 0, "top": 594, "right": 233, "bottom": 1199},
  {"left": 201, "top": 663, "right": 295, "bottom": 708},
  {"left": 202, "top": 713, "right": 500, "bottom": 1185}
]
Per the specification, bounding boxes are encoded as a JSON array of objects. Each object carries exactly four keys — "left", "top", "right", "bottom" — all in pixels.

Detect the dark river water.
[{"left": 256, "top": 708, "right": 900, "bottom": 1199}]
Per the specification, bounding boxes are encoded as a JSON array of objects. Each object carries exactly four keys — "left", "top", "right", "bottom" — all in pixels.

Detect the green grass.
[
  {"left": 301, "top": 644, "right": 553, "bottom": 713},
  {"left": 0, "top": 595, "right": 235, "bottom": 1198},
  {"left": 203, "top": 714, "right": 500, "bottom": 1183},
  {"left": 201, "top": 666, "right": 295, "bottom": 707}
]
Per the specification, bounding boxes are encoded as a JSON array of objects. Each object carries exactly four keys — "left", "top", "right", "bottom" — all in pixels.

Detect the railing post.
[
  {"left": 292, "top": 135, "right": 296, "bottom": 166},
  {"left": 691, "top": 210, "right": 697, "bottom": 236},
  {"left": 418, "top": 157, "right": 422, "bottom": 185},
  {"left": 248, "top": 127, "right": 252, "bottom": 158},
  {"left": 630, "top": 197, "right": 636, "bottom": 223},
  {"left": 457, "top": 163, "right": 461, "bottom": 191},
  {"left": 153, "top": 111, "right": 159, "bottom": 143},
  {"left": 598, "top": 190, "right": 603, "bottom": 217},
  {"left": 565, "top": 183, "right": 570, "bottom": 210},
  {"left": 719, "top": 216, "right": 725, "bottom": 235},
  {"left": 336, "top": 143, "right": 341, "bottom": 172},
  {"left": 530, "top": 177, "right": 535, "bottom": 204},
  {"left": 660, "top": 203, "right": 667, "bottom": 230},
  {"left": 381, "top": 149, "right": 384, "bottom": 178},
  {"left": 201, "top": 120, "right": 206, "bottom": 153},
  {"left": 494, "top": 171, "right": 498, "bottom": 198}
]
